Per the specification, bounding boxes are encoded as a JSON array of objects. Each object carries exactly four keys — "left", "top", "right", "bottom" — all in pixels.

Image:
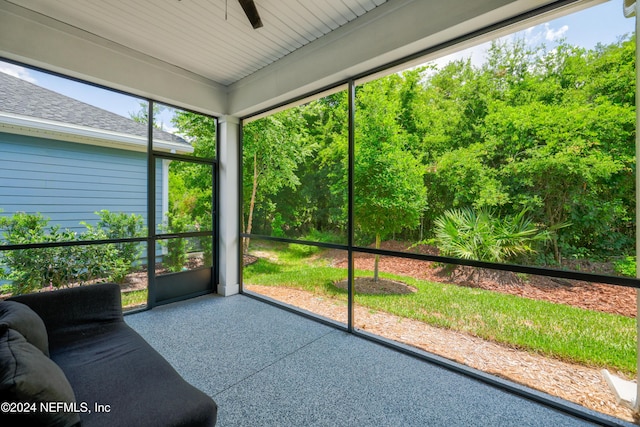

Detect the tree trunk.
[
  {"left": 373, "top": 233, "right": 381, "bottom": 282},
  {"left": 545, "top": 196, "right": 564, "bottom": 265},
  {"left": 244, "top": 153, "right": 258, "bottom": 252},
  {"left": 552, "top": 235, "right": 561, "bottom": 265}
]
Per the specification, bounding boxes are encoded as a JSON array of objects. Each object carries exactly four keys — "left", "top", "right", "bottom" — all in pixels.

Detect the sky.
[
  {"left": 431, "top": 0, "right": 635, "bottom": 68},
  {"left": 0, "top": 0, "right": 636, "bottom": 126}
]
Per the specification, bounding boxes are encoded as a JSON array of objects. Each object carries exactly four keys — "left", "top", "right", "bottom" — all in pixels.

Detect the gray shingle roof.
[{"left": 0, "top": 71, "right": 189, "bottom": 146}]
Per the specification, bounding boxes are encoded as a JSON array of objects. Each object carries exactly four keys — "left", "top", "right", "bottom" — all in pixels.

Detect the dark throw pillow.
[
  {"left": 0, "top": 327, "right": 80, "bottom": 427},
  {"left": 0, "top": 300, "right": 49, "bottom": 356}
]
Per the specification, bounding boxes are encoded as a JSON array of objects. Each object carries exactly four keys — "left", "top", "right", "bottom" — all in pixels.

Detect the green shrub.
[
  {"left": 287, "top": 243, "right": 319, "bottom": 258},
  {"left": 271, "top": 213, "right": 286, "bottom": 238},
  {"left": 83, "top": 210, "right": 145, "bottom": 283},
  {"left": 614, "top": 256, "right": 636, "bottom": 277},
  {"left": 161, "top": 212, "right": 193, "bottom": 272},
  {"left": 0, "top": 213, "right": 82, "bottom": 293},
  {"left": 305, "top": 229, "right": 344, "bottom": 244},
  {"left": 433, "top": 207, "right": 550, "bottom": 263},
  {"left": 283, "top": 229, "right": 343, "bottom": 260},
  {"left": 158, "top": 210, "right": 215, "bottom": 272},
  {"left": 0, "top": 211, "right": 145, "bottom": 294},
  {"left": 94, "top": 209, "right": 145, "bottom": 264},
  {"left": 195, "top": 213, "right": 214, "bottom": 267}
]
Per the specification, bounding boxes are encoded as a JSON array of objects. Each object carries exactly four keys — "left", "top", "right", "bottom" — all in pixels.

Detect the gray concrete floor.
[{"left": 125, "top": 293, "right": 626, "bottom": 427}]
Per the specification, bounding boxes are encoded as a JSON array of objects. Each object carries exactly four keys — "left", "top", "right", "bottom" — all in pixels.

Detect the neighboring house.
[{"left": 0, "top": 71, "right": 193, "bottom": 237}]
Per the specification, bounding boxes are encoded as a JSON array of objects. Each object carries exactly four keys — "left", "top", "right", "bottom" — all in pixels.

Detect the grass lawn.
[
  {"left": 121, "top": 289, "right": 148, "bottom": 309},
  {"left": 244, "top": 244, "right": 637, "bottom": 375}
]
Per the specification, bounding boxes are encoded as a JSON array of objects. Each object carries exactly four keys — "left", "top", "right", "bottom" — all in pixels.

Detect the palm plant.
[{"left": 433, "top": 207, "right": 550, "bottom": 263}]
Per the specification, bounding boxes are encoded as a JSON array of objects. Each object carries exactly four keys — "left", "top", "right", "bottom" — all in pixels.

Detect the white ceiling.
[
  {"left": 0, "top": 0, "right": 572, "bottom": 116},
  {"left": 5, "top": 0, "right": 387, "bottom": 86}
]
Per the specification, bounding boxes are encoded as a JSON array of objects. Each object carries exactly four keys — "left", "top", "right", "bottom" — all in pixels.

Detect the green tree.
[
  {"left": 480, "top": 85, "right": 633, "bottom": 259},
  {"left": 301, "top": 92, "right": 350, "bottom": 236},
  {"left": 129, "top": 102, "right": 167, "bottom": 129},
  {"left": 166, "top": 112, "right": 217, "bottom": 264},
  {"left": 169, "top": 111, "right": 216, "bottom": 222},
  {"left": 355, "top": 78, "right": 426, "bottom": 280},
  {"left": 255, "top": 96, "right": 348, "bottom": 239},
  {"left": 422, "top": 34, "right": 635, "bottom": 263},
  {"left": 243, "top": 108, "right": 313, "bottom": 249},
  {"left": 172, "top": 112, "right": 217, "bottom": 158},
  {"left": 231, "top": 33, "right": 635, "bottom": 269},
  {"left": 416, "top": 58, "right": 490, "bottom": 155}
]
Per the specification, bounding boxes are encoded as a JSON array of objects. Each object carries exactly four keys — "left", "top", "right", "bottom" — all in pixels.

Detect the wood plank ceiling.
[{"left": 6, "top": 0, "right": 388, "bottom": 86}]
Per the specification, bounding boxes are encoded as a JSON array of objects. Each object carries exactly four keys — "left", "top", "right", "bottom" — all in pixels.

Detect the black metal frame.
[
  {"left": 238, "top": 0, "right": 640, "bottom": 292},
  {"left": 0, "top": 0, "right": 632, "bottom": 423},
  {"left": 0, "top": 73, "right": 220, "bottom": 311},
  {"left": 148, "top": 100, "right": 219, "bottom": 307},
  {"left": 347, "top": 79, "right": 356, "bottom": 332},
  {"left": 237, "top": 1, "right": 639, "bottom": 425}
]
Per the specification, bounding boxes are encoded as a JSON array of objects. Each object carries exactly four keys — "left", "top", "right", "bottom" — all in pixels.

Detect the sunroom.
[{"left": 0, "top": 0, "right": 638, "bottom": 425}]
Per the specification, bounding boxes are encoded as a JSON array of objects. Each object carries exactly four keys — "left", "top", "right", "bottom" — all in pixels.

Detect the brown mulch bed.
[
  {"left": 321, "top": 241, "right": 637, "bottom": 318},
  {"left": 243, "top": 254, "right": 259, "bottom": 266},
  {"left": 119, "top": 256, "right": 208, "bottom": 293}
]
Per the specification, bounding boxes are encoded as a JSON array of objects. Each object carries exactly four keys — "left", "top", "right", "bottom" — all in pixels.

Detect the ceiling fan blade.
[{"left": 238, "top": 0, "right": 263, "bottom": 29}]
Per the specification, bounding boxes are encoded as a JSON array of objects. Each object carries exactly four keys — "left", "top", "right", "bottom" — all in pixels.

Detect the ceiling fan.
[{"left": 237, "top": 0, "right": 263, "bottom": 29}]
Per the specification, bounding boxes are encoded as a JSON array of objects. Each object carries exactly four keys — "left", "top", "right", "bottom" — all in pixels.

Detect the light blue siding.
[{"left": 0, "top": 133, "right": 163, "bottom": 237}]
